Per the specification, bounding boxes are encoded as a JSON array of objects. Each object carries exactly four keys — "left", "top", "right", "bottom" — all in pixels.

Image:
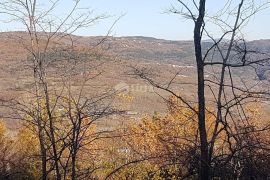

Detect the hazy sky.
[{"left": 1, "top": 0, "right": 270, "bottom": 40}]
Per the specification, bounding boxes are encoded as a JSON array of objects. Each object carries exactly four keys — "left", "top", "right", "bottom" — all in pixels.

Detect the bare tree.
[
  {"left": 0, "top": 0, "right": 120, "bottom": 179},
  {"left": 129, "top": 0, "right": 270, "bottom": 179}
]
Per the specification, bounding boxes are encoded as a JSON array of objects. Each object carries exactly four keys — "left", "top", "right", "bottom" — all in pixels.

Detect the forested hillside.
[{"left": 0, "top": 0, "right": 270, "bottom": 180}]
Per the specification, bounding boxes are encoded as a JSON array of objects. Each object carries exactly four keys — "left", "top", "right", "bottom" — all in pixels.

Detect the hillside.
[
  {"left": 0, "top": 32, "right": 269, "bottom": 126},
  {"left": 1, "top": 32, "right": 270, "bottom": 68}
]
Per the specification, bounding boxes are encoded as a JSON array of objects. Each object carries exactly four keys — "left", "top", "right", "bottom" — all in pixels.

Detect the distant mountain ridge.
[{"left": 0, "top": 32, "right": 270, "bottom": 80}]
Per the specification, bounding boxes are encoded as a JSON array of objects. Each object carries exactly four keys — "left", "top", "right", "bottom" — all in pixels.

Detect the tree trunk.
[
  {"left": 45, "top": 90, "right": 61, "bottom": 180},
  {"left": 71, "top": 124, "right": 77, "bottom": 180},
  {"left": 193, "top": 0, "right": 210, "bottom": 179},
  {"left": 71, "top": 150, "right": 77, "bottom": 180},
  {"left": 37, "top": 123, "right": 47, "bottom": 180},
  {"left": 71, "top": 115, "right": 82, "bottom": 180}
]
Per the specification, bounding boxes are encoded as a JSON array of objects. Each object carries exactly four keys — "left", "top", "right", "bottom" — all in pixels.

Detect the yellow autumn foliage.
[
  {"left": 0, "top": 97, "right": 269, "bottom": 179},
  {"left": 113, "top": 97, "right": 270, "bottom": 179}
]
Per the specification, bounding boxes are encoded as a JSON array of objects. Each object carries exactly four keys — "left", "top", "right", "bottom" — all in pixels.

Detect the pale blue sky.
[{"left": 1, "top": 0, "right": 269, "bottom": 40}]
